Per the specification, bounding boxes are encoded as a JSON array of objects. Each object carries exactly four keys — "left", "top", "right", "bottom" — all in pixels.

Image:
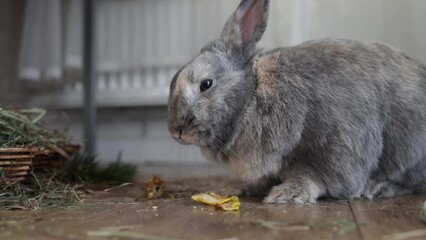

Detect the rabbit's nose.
[
  {"left": 171, "top": 129, "right": 183, "bottom": 140},
  {"left": 169, "top": 119, "right": 185, "bottom": 139}
]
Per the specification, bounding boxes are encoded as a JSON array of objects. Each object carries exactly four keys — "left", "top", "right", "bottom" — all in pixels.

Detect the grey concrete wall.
[
  {"left": 44, "top": 107, "right": 207, "bottom": 164},
  {"left": 0, "top": 0, "right": 207, "bottom": 165},
  {"left": 0, "top": 0, "right": 25, "bottom": 105}
]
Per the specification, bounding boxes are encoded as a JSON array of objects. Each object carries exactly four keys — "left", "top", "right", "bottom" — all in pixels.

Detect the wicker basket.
[{"left": 0, "top": 145, "right": 80, "bottom": 184}]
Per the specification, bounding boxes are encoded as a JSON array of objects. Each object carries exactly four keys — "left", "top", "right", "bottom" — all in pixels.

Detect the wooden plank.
[
  {"left": 349, "top": 194, "right": 426, "bottom": 240},
  {"left": 0, "top": 178, "right": 361, "bottom": 240},
  {"left": 4, "top": 171, "right": 28, "bottom": 176},
  {"left": 3, "top": 165, "right": 30, "bottom": 171},
  {"left": 0, "top": 160, "right": 32, "bottom": 166},
  {"left": 2, "top": 165, "right": 425, "bottom": 240},
  {"left": 0, "top": 147, "right": 39, "bottom": 152},
  {"left": 0, "top": 155, "right": 35, "bottom": 159},
  {"left": 0, "top": 199, "right": 360, "bottom": 240}
]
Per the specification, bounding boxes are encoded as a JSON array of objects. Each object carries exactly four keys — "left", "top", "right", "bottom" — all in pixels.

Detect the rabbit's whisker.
[
  {"left": 210, "top": 139, "right": 232, "bottom": 161},
  {"left": 211, "top": 136, "right": 246, "bottom": 163}
]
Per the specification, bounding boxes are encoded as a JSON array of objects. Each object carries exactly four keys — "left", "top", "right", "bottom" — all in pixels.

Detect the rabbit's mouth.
[
  {"left": 171, "top": 129, "right": 190, "bottom": 145},
  {"left": 171, "top": 127, "right": 211, "bottom": 147}
]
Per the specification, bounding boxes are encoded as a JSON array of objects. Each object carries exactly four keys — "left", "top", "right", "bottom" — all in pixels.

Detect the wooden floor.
[{"left": 1, "top": 165, "right": 425, "bottom": 240}]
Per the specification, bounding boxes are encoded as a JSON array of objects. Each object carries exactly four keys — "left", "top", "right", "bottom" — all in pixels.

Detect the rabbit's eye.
[{"left": 200, "top": 79, "right": 213, "bottom": 92}]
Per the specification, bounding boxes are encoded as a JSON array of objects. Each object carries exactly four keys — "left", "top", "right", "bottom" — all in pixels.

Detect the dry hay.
[{"left": 0, "top": 108, "right": 136, "bottom": 211}]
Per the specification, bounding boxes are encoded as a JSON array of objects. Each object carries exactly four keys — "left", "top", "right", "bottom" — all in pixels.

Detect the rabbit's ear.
[{"left": 221, "top": 0, "right": 269, "bottom": 50}]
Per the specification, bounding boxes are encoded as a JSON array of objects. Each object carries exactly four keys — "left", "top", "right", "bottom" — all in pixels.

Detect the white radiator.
[
  {"left": 27, "top": 0, "right": 426, "bottom": 108},
  {"left": 30, "top": 0, "right": 238, "bottom": 108}
]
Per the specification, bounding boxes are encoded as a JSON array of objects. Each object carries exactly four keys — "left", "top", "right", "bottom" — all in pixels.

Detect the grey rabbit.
[{"left": 167, "top": 0, "right": 426, "bottom": 203}]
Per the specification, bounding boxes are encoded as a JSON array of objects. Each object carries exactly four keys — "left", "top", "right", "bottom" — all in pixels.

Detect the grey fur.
[{"left": 168, "top": 0, "right": 426, "bottom": 203}]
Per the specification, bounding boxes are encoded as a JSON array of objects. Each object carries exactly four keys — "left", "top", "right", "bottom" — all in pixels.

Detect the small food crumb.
[
  {"left": 152, "top": 206, "right": 158, "bottom": 210},
  {"left": 146, "top": 176, "right": 165, "bottom": 199},
  {"left": 191, "top": 192, "right": 241, "bottom": 211}
]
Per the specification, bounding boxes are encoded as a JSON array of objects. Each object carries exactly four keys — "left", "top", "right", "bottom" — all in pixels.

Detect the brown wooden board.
[
  {"left": 1, "top": 166, "right": 425, "bottom": 240},
  {"left": 349, "top": 195, "right": 426, "bottom": 240}
]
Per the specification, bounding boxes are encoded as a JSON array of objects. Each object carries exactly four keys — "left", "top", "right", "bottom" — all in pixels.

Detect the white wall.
[
  {"left": 44, "top": 107, "right": 206, "bottom": 164},
  {"left": 7, "top": 0, "right": 426, "bottom": 164},
  {"left": 25, "top": 0, "right": 426, "bottom": 108}
]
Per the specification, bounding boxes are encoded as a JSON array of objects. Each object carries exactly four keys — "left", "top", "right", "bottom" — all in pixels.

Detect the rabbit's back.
[{"left": 254, "top": 39, "right": 426, "bottom": 196}]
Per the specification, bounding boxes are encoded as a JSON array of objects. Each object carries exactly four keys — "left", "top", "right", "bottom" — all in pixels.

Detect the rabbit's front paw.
[{"left": 263, "top": 177, "right": 323, "bottom": 204}]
